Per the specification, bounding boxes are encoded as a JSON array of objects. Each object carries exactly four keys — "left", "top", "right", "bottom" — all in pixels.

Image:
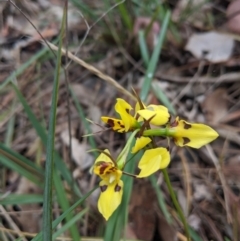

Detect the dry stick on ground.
[
  {"left": 0, "top": 205, "right": 28, "bottom": 241},
  {"left": 46, "top": 42, "right": 136, "bottom": 101},
  {"left": 205, "top": 145, "right": 232, "bottom": 223},
  {"left": 156, "top": 72, "right": 240, "bottom": 83}
]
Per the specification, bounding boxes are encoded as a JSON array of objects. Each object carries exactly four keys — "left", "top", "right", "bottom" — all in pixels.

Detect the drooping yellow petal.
[
  {"left": 137, "top": 105, "right": 170, "bottom": 126},
  {"left": 94, "top": 149, "right": 112, "bottom": 165},
  {"left": 171, "top": 117, "right": 219, "bottom": 148},
  {"left": 101, "top": 116, "right": 125, "bottom": 133},
  {"left": 131, "top": 136, "right": 152, "bottom": 153},
  {"left": 98, "top": 179, "right": 123, "bottom": 220},
  {"left": 137, "top": 148, "right": 170, "bottom": 178},
  {"left": 115, "top": 98, "right": 137, "bottom": 131}
]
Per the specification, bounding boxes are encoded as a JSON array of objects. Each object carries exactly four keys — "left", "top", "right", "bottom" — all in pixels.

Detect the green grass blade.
[
  {"left": 140, "top": 10, "right": 171, "bottom": 102},
  {"left": 31, "top": 187, "right": 97, "bottom": 241},
  {"left": 0, "top": 154, "right": 43, "bottom": 186},
  {"left": 52, "top": 208, "right": 88, "bottom": 240},
  {"left": 138, "top": 30, "right": 150, "bottom": 66},
  {"left": 0, "top": 194, "right": 43, "bottom": 205},
  {"left": 116, "top": 0, "right": 132, "bottom": 30},
  {"left": 12, "top": 84, "right": 81, "bottom": 197},
  {"left": 149, "top": 175, "right": 172, "bottom": 223},
  {"left": 0, "top": 143, "right": 44, "bottom": 176},
  {"left": 53, "top": 169, "right": 80, "bottom": 241},
  {"left": 42, "top": 7, "right": 65, "bottom": 241},
  {"left": 1, "top": 45, "right": 54, "bottom": 90}
]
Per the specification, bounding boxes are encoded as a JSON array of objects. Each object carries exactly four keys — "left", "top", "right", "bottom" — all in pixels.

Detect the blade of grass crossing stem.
[
  {"left": 149, "top": 175, "right": 172, "bottom": 223},
  {"left": 31, "top": 187, "right": 97, "bottom": 241},
  {"left": 12, "top": 84, "right": 81, "bottom": 197},
  {"left": 42, "top": 7, "right": 79, "bottom": 241},
  {"left": 52, "top": 169, "right": 80, "bottom": 240},
  {"left": 69, "top": 87, "right": 97, "bottom": 155},
  {"left": 104, "top": 148, "right": 141, "bottom": 241},
  {"left": 140, "top": 10, "right": 171, "bottom": 101},
  {"left": 52, "top": 208, "right": 88, "bottom": 240}
]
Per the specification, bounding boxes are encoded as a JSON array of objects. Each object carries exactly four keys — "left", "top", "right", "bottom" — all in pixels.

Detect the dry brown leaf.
[
  {"left": 61, "top": 129, "right": 94, "bottom": 170},
  {"left": 201, "top": 88, "right": 229, "bottom": 124},
  {"left": 157, "top": 213, "right": 177, "bottom": 241},
  {"left": 129, "top": 181, "right": 156, "bottom": 241},
  {"left": 185, "top": 32, "right": 234, "bottom": 63},
  {"left": 14, "top": 177, "right": 42, "bottom": 233}
]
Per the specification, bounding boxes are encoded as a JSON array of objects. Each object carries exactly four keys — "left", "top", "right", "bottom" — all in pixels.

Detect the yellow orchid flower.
[
  {"left": 170, "top": 117, "right": 219, "bottom": 148},
  {"left": 93, "top": 149, "right": 123, "bottom": 220},
  {"left": 101, "top": 98, "right": 170, "bottom": 132},
  {"left": 101, "top": 98, "right": 140, "bottom": 133},
  {"left": 137, "top": 105, "right": 170, "bottom": 126},
  {"left": 137, "top": 148, "right": 170, "bottom": 178}
]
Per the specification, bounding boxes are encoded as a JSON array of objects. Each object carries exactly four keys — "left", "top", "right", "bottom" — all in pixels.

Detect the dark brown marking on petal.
[
  {"left": 99, "top": 163, "right": 109, "bottom": 175},
  {"left": 95, "top": 161, "right": 104, "bottom": 166},
  {"left": 107, "top": 119, "right": 114, "bottom": 127},
  {"left": 125, "top": 108, "right": 130, "bottom": 114},
  {"left": 183, "top": 137, "right": 191, "bottom": 145},
  {"left": 183, "top": 122, "right": 192, "bottom": 129},
  {"left": 120, "top": 124, "right": 125, "bottom": 128},
  {"left": 100, "top": 185, "right": 108, "bottom": 192},
  {"left": 117, "top": 121, "right": 121, "bottom": 124},
  {"left": 114, "top": 184, "right": 121, "bottom": 192}
]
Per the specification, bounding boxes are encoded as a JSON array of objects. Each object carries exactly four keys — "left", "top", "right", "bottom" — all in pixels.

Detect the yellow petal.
[
  {"left": 137, "top": 148, "right": 170, "bottom": 178},
  {"left": 137, "top": 105, "right": 170, "bottom": 126},
  {"left": 94, "top": 149, "right": 112, "bottom": 165},
  {"left": 131, "top": 136, "right": 152, "bottom": 153},
  {"left": 101, "top": 116, "right": 125, "bottom": 133},
  {"left": 98, "top": 180, "right": 123, "bottom": 220},
  {"left": 115, "top": 98, "right": 137, "bottom": 131},
  {"left": 171, "top": 117, "right": 219, "bottom": 148}
]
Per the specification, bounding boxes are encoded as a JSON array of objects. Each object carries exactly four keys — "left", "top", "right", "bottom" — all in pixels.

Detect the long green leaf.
[
  {"left": 31, "top": 187, "right": 97, "bottom": 241},
  {"left": 140, "top": 10, "right": 171, "bottom": 101},
  {"left": 0, "top": 154, "right": 42, "bottom": 186},
  {"left": 0, "top": 194, "right": 43, "bottom": 205},
  {"left": 52, "top": 208, "right": 88, "bottom": 240},
  {"left": 42, "top": 7, "right": 65, "bottom": 241},
  {"left": 12, "top": 85, "right": 81, "bottom": 197}
]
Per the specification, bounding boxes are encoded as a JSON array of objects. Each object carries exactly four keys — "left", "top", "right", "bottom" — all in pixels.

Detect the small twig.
[
  {"left": 0, "top": 205, "right": 28, "bottom": 241},
  {"left": 46, "top": 42, "right": 136, "bottom": 101}
]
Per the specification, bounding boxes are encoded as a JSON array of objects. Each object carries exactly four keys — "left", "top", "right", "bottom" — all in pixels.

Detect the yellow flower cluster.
[{"left": 92, "top": 98, "right": 219, "bottom": 220}]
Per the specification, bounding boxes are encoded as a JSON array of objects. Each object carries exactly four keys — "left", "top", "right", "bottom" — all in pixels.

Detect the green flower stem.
[
  {"left": 143, "top": 128, "right": 175, "bottom": 137},
  {"left": 162, "top": 168, "right": 190, "bottom": 241}
]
